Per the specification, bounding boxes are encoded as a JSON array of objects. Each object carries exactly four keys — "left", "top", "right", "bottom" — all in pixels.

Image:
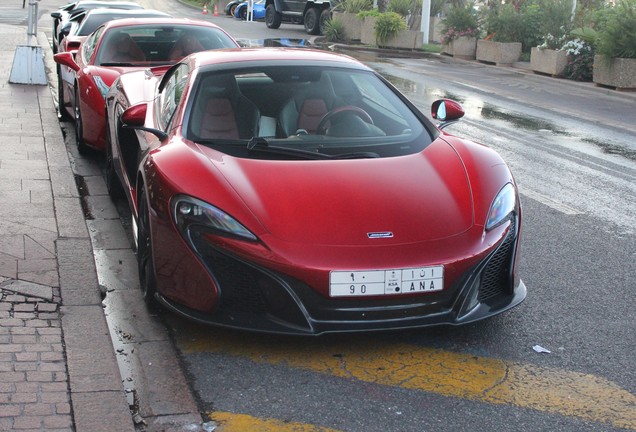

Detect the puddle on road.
[
  {"left": 237, "top": 38, "right": 312, "bottom": 48},
  {"left": 583, "top": 137, "right": 636, "bottom": 161},
  {"left": 379, "top": 73, "right": 636, "bottom": 159}
]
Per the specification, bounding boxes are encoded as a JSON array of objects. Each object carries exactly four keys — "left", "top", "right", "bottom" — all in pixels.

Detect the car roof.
[
  {"left": 189, "top": 48, "right": 368, "bottom": 70},
  {"left": 74, "top": 0, "right": 141, "bottom": 8},
  {"left": 100, "top": 17, "right": 224, "bottom": 31},
  {"left": 76, "top": 9, "right": 171, "bottom": 35}
]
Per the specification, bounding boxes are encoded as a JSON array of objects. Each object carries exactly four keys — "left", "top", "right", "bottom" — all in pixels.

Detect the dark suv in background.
[{"left": 265, "top": 0, "right": 331, "bottom": 34}]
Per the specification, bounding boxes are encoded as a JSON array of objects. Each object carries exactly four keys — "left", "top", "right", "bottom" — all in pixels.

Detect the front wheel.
[
  {"left": 303, "top": 7, "right": 320, "bottom": 35},
  {"left": 265, "top": 4, "right": 281, "bottom": 29},
  {"left": 137, "top": 188, "right": 159, "bottom": 309},
  {"left": 104, "top": 122, "right": 124, "bottom": 199},
  {"left": 319, "top": 8, "right": 331, "bottom": 35},
  {"left": 57, "top": 68, "right": 71, "bottom": 121},
  {"left": 240, "top": 7, "right": 247, "bottom": 20},
  {"left": 74, "top": 87, "right": 89, "bottom": 155}
]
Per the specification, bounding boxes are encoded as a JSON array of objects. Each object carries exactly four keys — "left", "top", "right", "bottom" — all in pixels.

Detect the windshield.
[
  {"left": 95, "top": 25, "right": 237, "bottom": 66},
  {"left": 185, "top": 66, "right": 434, "bottom": 159}
]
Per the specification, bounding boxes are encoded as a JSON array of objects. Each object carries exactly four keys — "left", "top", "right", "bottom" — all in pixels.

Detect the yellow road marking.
[
  {"left": 181, "top": 331, "right": 636, "bottom": 429},
  {"left": 210, "top": 411, "right": 342, "bottom": 432}
]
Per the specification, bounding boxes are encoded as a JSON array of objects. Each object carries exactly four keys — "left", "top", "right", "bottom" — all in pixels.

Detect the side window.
[
  {"left": 82, "top": 27, "right": 103, "bottom": 63},
  {"left": 157, "top": 64, "right": 190, "bottom": 131}
]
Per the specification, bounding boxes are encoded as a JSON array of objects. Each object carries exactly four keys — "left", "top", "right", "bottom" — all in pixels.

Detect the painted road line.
[
  {"left": 181, "top": 332, "right": 636, "bottom": 430},
  {"left": 210, "top": 411, "right": 342, "bottom": 432}
]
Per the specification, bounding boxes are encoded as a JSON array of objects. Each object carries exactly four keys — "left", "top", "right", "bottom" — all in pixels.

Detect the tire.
[
  {"left": 73, "top": 87, "right": 89, "bottom": 155},
  {"left": 230, "top": 4, "right": 238, "bottom": 16},
  {"left": 303, "top": 7, "right": 320, "bottom": 35},
  {"left": 265, "top": 4, "right": 281, "bottom": 29},
  {"left": 319, "top": 8, "right": 332, "bottom": 35},
  {"left": 240, "top": 7, "right": 247, "bottom": 20},
  {"left": 137, "top": 188, "right": 159, "bottom": 309},
  {"left": 57, "top": 67, "right": 71, "bottom": 121},
  {"left": 104, "top": 122, "right": 124, "bottom": 200}
]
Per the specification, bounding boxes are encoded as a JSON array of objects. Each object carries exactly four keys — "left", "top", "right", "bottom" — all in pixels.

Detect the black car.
[{"left": 51, "top": 0, "right": 143, "bottom": 53}]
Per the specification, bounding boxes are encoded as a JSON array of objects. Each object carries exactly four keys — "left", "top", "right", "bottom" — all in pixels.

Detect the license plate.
[{"left": 329, "top": 266, "right": 444, "bottom": 297}]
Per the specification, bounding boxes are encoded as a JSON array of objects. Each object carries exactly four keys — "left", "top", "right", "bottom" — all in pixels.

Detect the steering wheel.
[{"left": 316, "top": 106, "right": 373, "bottom": 135}]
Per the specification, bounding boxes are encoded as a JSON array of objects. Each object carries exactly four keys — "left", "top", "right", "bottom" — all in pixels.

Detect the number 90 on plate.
[{"left": 329, "top": 266, "right": 444, "bottom": 297}]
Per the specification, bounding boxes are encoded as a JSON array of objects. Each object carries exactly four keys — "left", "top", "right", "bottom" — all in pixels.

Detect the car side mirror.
[
  {"left": 53, "top": 52, "right": 80, "bottom": 72},
  {"left": 121, "top": 103, "right": 168, "bottom": 141},
  {"left": 431, "top": 99, "right": 464, "bottom": 130},
  {"left": 51, "top": 12, "right": 62, "bottom": 19}
]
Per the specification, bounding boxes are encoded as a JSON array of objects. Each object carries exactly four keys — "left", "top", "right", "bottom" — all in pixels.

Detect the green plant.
[
  {"left": 374, "top": 11, "right": 407, "bottom": 46},
  {"left": 594, "top": 0, "right": 636, "bottom": 59},
  {"left": 323, "top": 17, "right": 347, "bottom": 41},
  {"left": 482, "top": 3, "right": 524, "bottom": 42},
  {"left": 335, "top": 0, "right": 373, "bottom": 13},
  {"left": 388, "top": 0, "right": 412, "bottom": 17},
  {"left": 562, "top": 38, "right": 595, "bottom": 80},
  {"left": 481, "top": 1, "right": 547, "bottom": 52},
  {"left": 358, "top": 8, "right": 382, "bottom": 19},
  {"left": 440, "top": 3, "right": 479, "bottom": 44}
]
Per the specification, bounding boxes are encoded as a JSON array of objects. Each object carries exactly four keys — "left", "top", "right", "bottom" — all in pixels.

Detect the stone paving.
[
  {"left": 0, "top": 282, "right": 71, "bottom": 431},
  {"left": 0, "top": 16, "right": 134, "bottom": 431}
]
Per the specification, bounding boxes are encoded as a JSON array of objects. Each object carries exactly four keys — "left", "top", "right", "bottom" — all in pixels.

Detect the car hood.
[{"left": 205, "top": 139, "right": 474, "bottom": 246}]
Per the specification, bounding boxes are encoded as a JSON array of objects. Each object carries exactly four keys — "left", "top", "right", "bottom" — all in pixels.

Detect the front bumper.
[{"left": 156, "top": 219, "right": 525, "bottom": 335}]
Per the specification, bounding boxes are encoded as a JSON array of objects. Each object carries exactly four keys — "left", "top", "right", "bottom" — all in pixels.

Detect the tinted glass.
[
  {"left": 186, "top": 66, "right": 433, "bottom": 159},
  {"left": 95, "top": 25, "right": 236, "bottom": 66}
]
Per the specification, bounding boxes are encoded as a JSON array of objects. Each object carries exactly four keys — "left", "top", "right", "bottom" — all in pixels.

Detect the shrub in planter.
[
  {"left": 562, "top": 38, "right": 595, "bottom": 81},
  {"left": 481, "top": 1, "right": 544, "bottom": 52},
  {"left": 323, "top": 17, "right": 347, "bottom": 41},
  {"left": 594, "top": 0, "right": 636, "bottom": 60},
  {"left": 440, "top": 3, "right": 480, "bottom": 45},
  {"left": 335, "top": 0, "right": 373, "bottom": 13},
  {"left": 387, "top": 0, "right": 411, "bottom": 17},
  {"left": 374, "top": 11, "right": 407, "bottom": 46}
]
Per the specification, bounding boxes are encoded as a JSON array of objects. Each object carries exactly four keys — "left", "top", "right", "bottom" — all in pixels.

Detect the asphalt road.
[{"left": 35, "top": 0, "right": 636, "bottom": 430}]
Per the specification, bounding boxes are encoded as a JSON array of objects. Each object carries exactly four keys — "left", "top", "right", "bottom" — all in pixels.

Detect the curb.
[{"left": 37, "top": 30, "right": 136, "bottom": 431}]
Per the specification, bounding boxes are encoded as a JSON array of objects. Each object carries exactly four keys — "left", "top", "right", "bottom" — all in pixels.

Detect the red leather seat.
[
  {"left": 190, "top": 74, "right": 260, "bottom": 140},
  {"left": 99, "top": 32, "right": 145, "bottom": 64},
  {"left": 168, "top": 33, "right": 205, "bottom": 61},
  {"left": 277, "top": 73, "right": 343, "bottom": 137}
]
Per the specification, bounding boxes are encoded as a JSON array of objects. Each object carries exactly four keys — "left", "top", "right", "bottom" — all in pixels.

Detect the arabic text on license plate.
[{"left": 329, "top": 266, "right": 443, "bottom": 297}]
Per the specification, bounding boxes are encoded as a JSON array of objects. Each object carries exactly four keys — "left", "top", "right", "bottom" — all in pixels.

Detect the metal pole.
[
  {"left": 27, "top": 0, "right": 39, "bottom": 46},
  {"left": 420, "top": 0, "right": 431, "bottom": 45}
]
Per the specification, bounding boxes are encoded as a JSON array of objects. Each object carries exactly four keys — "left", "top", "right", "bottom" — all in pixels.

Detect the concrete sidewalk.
[{"left": 0, "top": 22, "right": 135, "bottom": 431}]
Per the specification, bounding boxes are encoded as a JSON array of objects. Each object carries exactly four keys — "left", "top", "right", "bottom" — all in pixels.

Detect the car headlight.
[
  {"left": 486, "top": 183, "right": 516, "bottom": 231},
  {"left": 94, "top": 76, "right": 110, "bottom": 99},
  {"left": 172, "top": 195, "right": 257, "bottom": 241}
]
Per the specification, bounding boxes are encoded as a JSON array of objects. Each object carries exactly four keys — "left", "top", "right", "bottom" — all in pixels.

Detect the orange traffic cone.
[
  {"left": 214, "top": 4, "right": 219, "bottom": 16},
  {"left": 202, "top": 4, "right": 208, "bottom": 14}
]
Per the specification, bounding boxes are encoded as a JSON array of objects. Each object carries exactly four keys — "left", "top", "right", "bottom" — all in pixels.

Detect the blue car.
[{"left": 234, "top": 0, "right": 265, "bottom": 20}]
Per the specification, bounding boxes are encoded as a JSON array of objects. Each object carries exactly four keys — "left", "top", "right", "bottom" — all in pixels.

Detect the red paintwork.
[
  {"left": 106, "top": 48, "right": 523, "bottom": 331},
  {"left": 54, "top": 18, "right": 239, "bottom": 152}
]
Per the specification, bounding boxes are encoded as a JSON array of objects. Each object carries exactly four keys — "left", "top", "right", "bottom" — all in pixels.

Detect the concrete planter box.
[
  {"left": 332, "top": 12, "right": 362, "bottom": 42},
  {"left": 442, "top": 36, "right": 477, "bottom": 60},
  {"left": 530, "top": 47, "right": 568, "bottom": 76},
  {"left": 476, "top": 40, "right": 522, "bottom": 66},
  {"left": 593, "top": 55, "right": 636, "bottom": 91},
  {"left": 361, "top": 17, "right": 377, "bottom": 45},
  {"left": 361, "top": 17, "right": 423, "bottom": 49}
]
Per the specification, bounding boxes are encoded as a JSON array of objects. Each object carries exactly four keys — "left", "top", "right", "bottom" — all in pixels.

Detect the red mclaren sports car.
[
  {"left": 54, "top": 18, "right": 239, "bottom": 154},
  {"left": 105, "top": 48, "right": 526, "bottom": 335}
]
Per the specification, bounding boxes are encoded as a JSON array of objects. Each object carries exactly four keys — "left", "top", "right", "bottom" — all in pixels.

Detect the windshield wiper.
[
  {"left": 332, "top": 151, "right": 380, "bottom": 159},
  {"left": 99, "top": 62, "right": 137, "bottom": 67},
  {"left": 247, "top": 137, "right": 333, "bottom": 160}
]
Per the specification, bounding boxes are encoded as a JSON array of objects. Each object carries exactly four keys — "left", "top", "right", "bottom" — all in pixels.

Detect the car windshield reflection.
[{"left": 186, "top": 65, "right": 432, "bottom": 159}]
